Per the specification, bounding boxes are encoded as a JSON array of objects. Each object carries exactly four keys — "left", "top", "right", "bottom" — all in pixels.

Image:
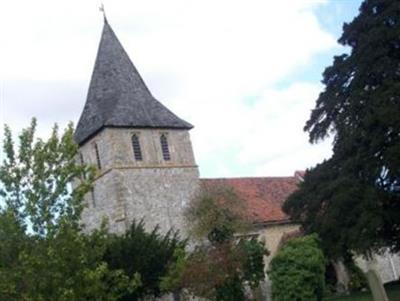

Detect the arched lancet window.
[
  {"left": 131, "top": 134, "right": 143, "bottom": 161},
  {"left": 94, "top": 142, "right": 102, "bottom": 169},
  {"left": 160, "top": 134, "right": 171, "bottom": 161}
]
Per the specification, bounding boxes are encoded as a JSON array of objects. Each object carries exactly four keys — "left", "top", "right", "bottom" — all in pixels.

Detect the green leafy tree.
[
  {"left": 104, "top": 220, "right": 185, "bottom": 301},
  {"left": 0, "top": 119, "right": 139, "bottom": 301},
  {"left": 185, "top": 184, "right": 250, "bottom": 243},
  {"left": 166, "top": 185, "right": 269, "bottom": 300},
  {"left": 12, "top": 223, "right": 139, "bottom": 301},
  {"left": 0, "top": 210, "right": 28, "bottom": 298},
  {"left": 269, "top": 234, "right": 326, "bottom": 301},
  {"left": 190, "top": 239, "right": 267, "bottom": 300},
  {"left": 283, "top": 0, "right": 400, "bottom": 258},
  {"left": 159, "top": 247, "right": 187, "bottom": 297},
  {"left": 0, "top": 118, "right": 93, "bottom": 235}
]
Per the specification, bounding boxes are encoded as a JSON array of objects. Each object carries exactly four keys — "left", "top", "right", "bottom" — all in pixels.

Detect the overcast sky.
[{"left": 0, "top": 0, "right": 362, "bottom": 178}]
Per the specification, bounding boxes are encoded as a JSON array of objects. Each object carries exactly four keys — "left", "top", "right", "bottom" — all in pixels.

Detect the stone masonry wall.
[
  {"left": 256, "top": 223, "right": 300, "bottom": 267},
  {"left": 356, "top": 251, "right": 400, "bottom": 284},
  {"left": 79, "top": 127, "right": 200, "bottom": 236},
  {"left": 122, "top": 167, "right": 199, "bottom": 236}
]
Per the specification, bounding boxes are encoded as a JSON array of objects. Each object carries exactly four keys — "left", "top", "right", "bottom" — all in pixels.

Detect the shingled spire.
[{"left": 74, "top": 19, "right": 193, "bottom": 145}]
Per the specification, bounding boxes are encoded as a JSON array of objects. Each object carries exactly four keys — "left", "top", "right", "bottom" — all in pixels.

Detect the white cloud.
[
  {"left": 0, "top": 0, "right": 337, "bottom": 177},
  {"left": 189, "top": 82, "right": 333, "bottom": 177}
]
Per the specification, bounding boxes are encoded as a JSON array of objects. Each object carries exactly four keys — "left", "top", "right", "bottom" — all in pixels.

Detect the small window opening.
[
  {"left": 91, "top": 187, "right": 96, "bottom": 207},
  {"left": 79, "top": 152, "right": 84, "bottom": 165},
  {"left": 94, "top": 143, "right": 102, "bottom": 169},
  {"left": 131, "top": 134, "right": 143, "bottom": 161},
  {"left": 160, "top": 134, "right": 171, "bottom": 161},
  {"left": 79, "top": 152, "right": 85, "bottom": 180}
]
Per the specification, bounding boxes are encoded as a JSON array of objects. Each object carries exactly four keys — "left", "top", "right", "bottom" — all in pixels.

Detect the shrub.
[
  {"left": 345, "top": 258, "right": 368, "bottom": 292},
  {"left": 185, "top": 184, "right": 250, "bottom": 242},
  {"left": 269, "top": 234, "right": 326, "bottom": 301},
  {"left": 167, "top": 238, "right": 268, "bottom": 300},
  {"left": 104, "top": 220, "right": 185, "bottom": 300},
  {"left": 164, "top": 186, "right": 269, "bottom": 300}
]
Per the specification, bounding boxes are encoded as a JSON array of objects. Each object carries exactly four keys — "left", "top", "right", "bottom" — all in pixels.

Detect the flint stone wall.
[{"left": 79, "top": 127, "right": 199, "bottom": 237}]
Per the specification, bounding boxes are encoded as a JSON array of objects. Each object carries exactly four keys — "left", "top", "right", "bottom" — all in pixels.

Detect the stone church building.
[
  {"left": 75, "top": 18, "right": 199, "bottom": 236},
  {"left": 74, "top": 18, "right": 400, "bottom": 290}
]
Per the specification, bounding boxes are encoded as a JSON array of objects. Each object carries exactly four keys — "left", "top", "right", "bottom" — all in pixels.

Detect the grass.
[{"left": 324, "top": 284, "right": 400, "bottom": 301}]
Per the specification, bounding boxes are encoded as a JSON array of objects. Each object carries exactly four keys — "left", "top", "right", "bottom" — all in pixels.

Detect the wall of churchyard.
[
  {"left": 356, "top": 250, "right": 400, "bottom": 284},
  {"left": 254, "top": 223, "right": 400, "bottom": 285}
]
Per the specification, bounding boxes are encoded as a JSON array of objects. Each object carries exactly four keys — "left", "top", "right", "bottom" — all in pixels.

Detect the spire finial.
[{"left": 99, "top": 3, "right": 107, "bottom": 22}]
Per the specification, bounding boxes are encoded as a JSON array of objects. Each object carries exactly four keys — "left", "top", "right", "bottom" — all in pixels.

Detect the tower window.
[
  {"left": 160, "top": 134, "right": 171, "bottom": 161},
  {"left": 91, "top": 187, "right": 96, "bottom": 207},
  {"left": 94, "top": 143, "right": 102, "bottom": 169},
  {"left": 79, "top": 152, "right": 85, "bottom": 180},
  {"left": 79, "top": 152, "right": 84, "bottom": 165},
  {"left": 131, "top": 134, "right": 143, "bottom": 161}
]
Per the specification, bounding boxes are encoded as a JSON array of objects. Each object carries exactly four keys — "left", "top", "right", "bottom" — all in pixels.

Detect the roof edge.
[
  {"left": 200, "top": 176, "right": 297, "bottom": 180},
  {"left": 75, "top": 124, "right": 194, "bottom": 146}
]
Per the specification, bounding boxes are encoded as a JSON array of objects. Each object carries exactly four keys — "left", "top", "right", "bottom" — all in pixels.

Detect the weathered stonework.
[
  {"left": 355, "top": 250, "right": 400, "bottom": 284},
  {"left": 251, "top": 221, "right": 400, "bottom": 296},
  {"left": 80, "top": 127, "right": 199, "bottom": 236},
  {"left": 245, "top": 223, "right": 300, "bottom": 301},
  {"left": 255, "top": 223, "right": 300, "bottom": 267}
]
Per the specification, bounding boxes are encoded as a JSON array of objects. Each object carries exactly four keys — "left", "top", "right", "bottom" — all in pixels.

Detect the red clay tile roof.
[{"left": 200, "top": 176, "right": 301, "bottom": 224}]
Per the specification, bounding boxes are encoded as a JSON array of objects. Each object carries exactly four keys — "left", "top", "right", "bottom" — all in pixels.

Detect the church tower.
[{"left": 75, "top": 18, "right": 199, "bottom": 235}]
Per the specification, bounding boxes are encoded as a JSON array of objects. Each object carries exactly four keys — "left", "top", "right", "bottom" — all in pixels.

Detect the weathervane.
[{"left": 99, "top": 3, "right": 107, "bottom": 22}]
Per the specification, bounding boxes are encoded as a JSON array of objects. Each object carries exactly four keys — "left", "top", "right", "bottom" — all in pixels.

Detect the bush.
[
  {"left": 165, "top": 238, "right": 268, "bottom": 300},
  {"left": 104, "top": 220, "right": 185, "bottom": 300},
  {"left": 269, "top": 234, "right": 326, "bottom": 301},
  {"left": 179, "top": 185, "right": 268, "bottom": 300},
  {"left": 185, "top": 184, "right": 250, "bottom": 242},
  {"left": 345, "top": 259, "right": 368, "bottom": 292}
]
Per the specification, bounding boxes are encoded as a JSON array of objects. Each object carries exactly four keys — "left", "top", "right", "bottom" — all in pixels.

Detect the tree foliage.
[
  {"left": 182, "top": 238, "right": 268, "bottom": 300},
  {"left": 159, "top": 247, "right": 188, "bottom": 295},
  {"left": 0, "top": 118, "right": 93, "bottom": 235},
  {"left": 0, "top": 221, "right": 139, "bottom": 301},
  {"left": 269, "top": 234, "right": 326, "bottom": 301},
  {"left": 0, "top": 120, "right": 139, "bottom": 301},
  {"left": 167, "top": 185, "right": 269, "bottom": 300},
  {"left": 185, "top": 184, "right": 250, "bottom": 243},
  {"left": 104, "top": 220, "right": 185, "bottom": 300},
  {"left": 283, "top": 0, "right": 400, "bottom": 258}
]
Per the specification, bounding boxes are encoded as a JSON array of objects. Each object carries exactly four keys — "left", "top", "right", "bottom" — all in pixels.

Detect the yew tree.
[{"left": 284, "top": 0, "right": 400, "bottom": 258}]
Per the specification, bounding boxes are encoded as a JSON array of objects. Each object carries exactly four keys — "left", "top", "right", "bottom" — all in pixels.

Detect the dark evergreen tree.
[
  {"left": 104, "top": 220, "right": 185, "bottom": 300},
  {"left": 283, "top": 0, "right": 400, "bottom": 258}
]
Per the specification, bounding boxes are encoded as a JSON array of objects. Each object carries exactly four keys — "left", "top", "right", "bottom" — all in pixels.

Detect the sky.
[{"left": 0, "top": 0, "right": 362, "bottom": 178}]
